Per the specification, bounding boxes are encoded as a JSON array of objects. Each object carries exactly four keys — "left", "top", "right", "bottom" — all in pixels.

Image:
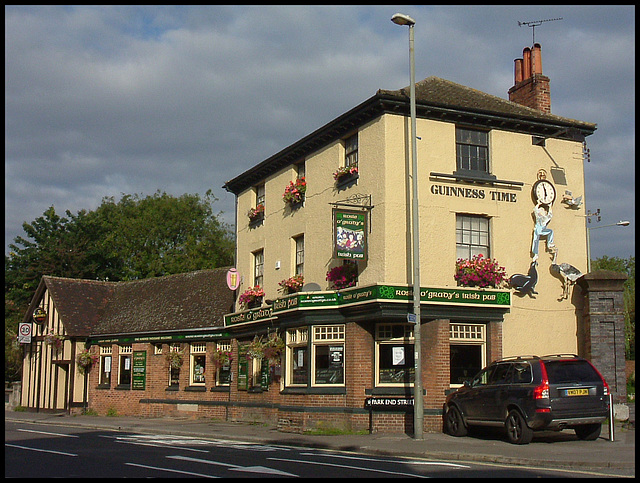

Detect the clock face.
[{"left": 533, "top": 180, "right": 556, "bottom": 204}]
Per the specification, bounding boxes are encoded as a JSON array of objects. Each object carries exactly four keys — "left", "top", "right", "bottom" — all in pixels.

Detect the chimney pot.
[
  {"left": 522, "top": 47, "right": 532, "bottom": 80},
  {"left": 532, "top": 43, "right": 542, "bottom": 75},
  {"left": 514, "top": 58, "right": 523, "bottom": 84}
]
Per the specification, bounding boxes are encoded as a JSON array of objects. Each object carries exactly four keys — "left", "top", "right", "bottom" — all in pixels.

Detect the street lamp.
[
  {"left": 586, "top": 220, "right": 630, "bottom": 272},
  {"left": 391, "top": 12, "right": 423, "bottom": 440}
]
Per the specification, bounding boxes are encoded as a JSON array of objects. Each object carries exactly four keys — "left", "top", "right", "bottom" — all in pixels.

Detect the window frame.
[
  {"left": 286, "top": 328, "right": 309, "bottom": 387},
  {"left": 99, "top": 345, "right": 112, "bottom": 386},
  {"left": 375, "top": 323, "right": 415, "bottom": 387},
  {"left": 456, "top": 214, "right": 490, "bottom": 260},
  {"left": 189, "top": 342, "right": 207, "bottom": 386},
  {"left": 168, "top": 343, "right": 182, "bottom": 388},
  {"left": 118, "top": 344, "right": 132, "bottom": 387},
  {"left": 344, "top": 133, "right": 358, "bottom": 168},
  {"left": 294, "top": 235, "right": 304, "bottom": 276},
  {"left": 215, "top": 340, "right": 232, "bottom": 387},
  {"left": 449, "top": 323, "right": 487, "bottom": 388},
  {"left": 455, "top": 126, "right": 489, "bottom": 174},
  {"left": 253, "top": 249, "right": 264, "bottom": 288},
  {"left": 311, "top": 325, "right": 345, "bottom": 387}
]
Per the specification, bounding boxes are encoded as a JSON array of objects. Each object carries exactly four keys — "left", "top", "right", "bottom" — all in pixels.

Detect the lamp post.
[
  {"left": 391, "top": 12, "right": 423, "bottom": 440},
  {"left": 586, "top": 220, "right": 630, "bottom": 272}
]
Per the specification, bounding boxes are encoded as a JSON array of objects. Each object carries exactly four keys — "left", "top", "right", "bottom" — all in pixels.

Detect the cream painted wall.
[{"left": 234, "top": 112, "right": 588, "bottom": 358}]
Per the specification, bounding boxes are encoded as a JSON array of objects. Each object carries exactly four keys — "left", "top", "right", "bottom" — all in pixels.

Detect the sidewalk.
[{"left": 6, "top": 409, "right": 634, "bottom": 474}]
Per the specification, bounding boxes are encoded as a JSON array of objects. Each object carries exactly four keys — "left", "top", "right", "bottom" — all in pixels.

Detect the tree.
[
  {"left": 4, "top": 190, "right": 235, "bottom": 380},
  {"left": 592, "top": 256, "right": 635, "bottom": 359}
]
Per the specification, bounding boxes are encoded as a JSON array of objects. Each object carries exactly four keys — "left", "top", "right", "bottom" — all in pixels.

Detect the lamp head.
[
  {"left": 391, "top": 13, "right": 416, "bottom": 26},
  {"left": 617, "top": 220, "right": 630, "bottom": 226}
]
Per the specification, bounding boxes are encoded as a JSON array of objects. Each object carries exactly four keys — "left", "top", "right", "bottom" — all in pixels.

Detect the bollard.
[{"left": 608, "top": 393, "right": 614, "bottom": 442}]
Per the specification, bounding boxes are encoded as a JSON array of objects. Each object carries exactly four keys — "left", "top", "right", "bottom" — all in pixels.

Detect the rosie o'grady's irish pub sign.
[{"left": 334, "top": 210, "right": 367, "bottom": 261}]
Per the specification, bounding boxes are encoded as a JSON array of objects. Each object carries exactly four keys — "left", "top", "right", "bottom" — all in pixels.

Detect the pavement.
[{"left": 5, "top": 407, "right": 635, "bottom": 475}]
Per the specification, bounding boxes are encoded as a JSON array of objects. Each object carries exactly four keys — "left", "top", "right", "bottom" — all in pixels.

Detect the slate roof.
[
  {"left": 28, "top": 269, "right": 234, "bottom": 338},
  {"left": 224, "top": 75, "right": 597, "bottom": 195}
]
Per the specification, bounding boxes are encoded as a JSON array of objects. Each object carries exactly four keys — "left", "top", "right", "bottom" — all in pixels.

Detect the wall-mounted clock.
[{"left": 532, "top": 179, "right": 556, "bottom": 205}]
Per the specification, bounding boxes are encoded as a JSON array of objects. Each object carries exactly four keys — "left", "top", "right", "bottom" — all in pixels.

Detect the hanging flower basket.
[
  {"left": 262, "top": 332, "right": 285, "bottom": 363},
  {"left": 165, "top": 348, "right": 185, "bottom": 369},
  {"left": 333, "top": 166, "right": 358, "bottom": 183},
  {"left": 211, "top": 349, "right": 233, "bottom": 369},
  {"left": 326, "top": 263, "right": 358, "bottom": 289},
  {"left": 248, "top": 204, "right": 265, "bottom": 223},
  {"left": 454, "top": 254, "right": 507, "bottom": 288},
  {"left": 76, "top": 349, "right": 98, "bottom": 375},
  {"left": 239, "top": 286, "right": 265, "bottom": 308},
  {"left": 245, "top": 335, "right": 265, "bottom": 360},
  {"left": 278, "top": 274, "right": 304, "bottom": 294},
  {"left": 44, "top": 331, "right": 64, "bottom": 351},
  {"left": 282, "top": 178, "right": 306, "bottom": 206}
]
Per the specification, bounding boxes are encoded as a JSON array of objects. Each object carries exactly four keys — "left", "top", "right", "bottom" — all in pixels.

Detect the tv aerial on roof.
[{"left": 518, "top": 17, "right": 563, "bottom": 45}]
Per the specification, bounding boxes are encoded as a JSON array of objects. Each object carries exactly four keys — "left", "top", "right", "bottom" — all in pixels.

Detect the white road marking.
[
  {"left": 5, "top": 443, "right": 77, "bottom": 457},
  {"left": 125, "top": 462, "right": 219, "bottom": 478},
  {"left": 168, "top": 455, "right": 298, "bottom": 477},
  {"left": 301, "top": 452, "right": 470, "bottom": 468},
  {"left": 17, "top": 428, "right": 79, "bottom": 438},
  {"left": 268, "top": 457, "right": 429, "bottom": 478}
]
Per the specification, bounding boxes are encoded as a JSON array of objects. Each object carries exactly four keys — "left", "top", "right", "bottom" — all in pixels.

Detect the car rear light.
[
  {"left": 586, "top": 360, "right": 610, "bottom": 396},
  {"left": 534, "top": 361, "right": 550, "bottom": 399}
]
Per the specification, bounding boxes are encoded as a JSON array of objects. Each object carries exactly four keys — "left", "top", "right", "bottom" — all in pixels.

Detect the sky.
[{"left": 5, "top": 5, "right": 635, "bottom": 263}]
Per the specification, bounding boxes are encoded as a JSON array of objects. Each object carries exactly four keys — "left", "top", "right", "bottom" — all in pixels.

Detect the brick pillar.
[{"left": 576, "top": 270, "right": 628, "bottom": 404}]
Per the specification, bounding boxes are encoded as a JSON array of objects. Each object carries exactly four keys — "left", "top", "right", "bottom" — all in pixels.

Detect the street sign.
[
  {"left": 18, "top": 322, "right": 32, "bottom": 343},
  {"left": 407, "top": 313, "right": 417, "bottom": 324}
]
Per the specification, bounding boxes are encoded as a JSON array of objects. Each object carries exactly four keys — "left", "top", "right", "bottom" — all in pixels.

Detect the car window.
[
  {"left": 489, "top": 363, "right": 512, "bottom": 385},
  {"left": 511, "top": 362, "right": 532, "bottom": 383},
  {"left": 545, "top": 360, "right": 601, "bottom": 384},
  {"left": 471, "top": 366, "right": 495, "bottom": 387}
]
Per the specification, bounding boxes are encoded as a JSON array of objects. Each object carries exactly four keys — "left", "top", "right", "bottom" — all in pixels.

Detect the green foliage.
[
  {"left": 592, "top": 256, "right": 635, "bottom": 359},
  {"left": 4, "top": 190, "right": 235, "bottom": 381}
]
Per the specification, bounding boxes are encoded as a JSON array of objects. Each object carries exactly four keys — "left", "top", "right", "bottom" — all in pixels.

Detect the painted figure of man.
[{"left": 531, "top": 202, "right": 555, "bottom": 261}]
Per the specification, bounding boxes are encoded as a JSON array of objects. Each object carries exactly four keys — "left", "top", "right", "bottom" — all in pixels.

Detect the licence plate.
[{"left": 565, "top": 388, "right": 589, "bottom": 396}]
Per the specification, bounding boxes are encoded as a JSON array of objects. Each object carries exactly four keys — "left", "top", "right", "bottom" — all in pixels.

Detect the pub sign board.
[
  {"left": 132, "top": 350, "right": 147, "bottom": 390},
  {"left": 334, "top": 209, "right": 367, "bottom": 261}
]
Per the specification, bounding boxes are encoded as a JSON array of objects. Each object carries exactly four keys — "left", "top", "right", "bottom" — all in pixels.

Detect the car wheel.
[
  {"left": 505, "top": 409, "right": 533, "bottom": 445},
  {"left": 445, "top": 405, "right": 468, "bottom": 437},
  {"left": 574, "top": 423, "right": 602, "bottom": 440}
]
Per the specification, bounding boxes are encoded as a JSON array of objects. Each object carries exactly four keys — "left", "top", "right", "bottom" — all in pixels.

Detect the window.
[
  {"left": 190, "top": 342, "right": 207, "bottom": 386},
  {"left": 286, "top": 328, "right": 309, "bottom": 386},
  {"left": 154, "top": 343, "right": 163, "bottom": 355},
  {"left": 456, "top": 215, "right": 490, "bottom": 259},
  {"left": 376, "top": 324, "right": 415, "bottom": 386},
  {"left": 256, "top": 184, "right": 265, "bottom": 208},
  {"left": 215, "top": 341, "right": 232, "bottom": 386},
  {"left": 296, "top": 162, "right": 305, "bottom": 180},
  {"left": 294, "top": 235, "right": 304, "bottom": 276},
  {"left": 312, "top": 325, "right": 345, "bottom": 386},
  {"left": 99, "top": 346, "right": 112, "bottom": 386},
  {"left": 449, "top": 323, "right": 486, "bottom": 386},
  {"left": 344, "top": 133, "right": 358, "bottom": 168},
  {"left": 118, "top": 345, "right": 132, "bottom": 387},
  {"left": 169, "top": 343, "right": 182, "bottom": 388},
  {"left": 253, "top": 250, "right": 264, "bottom": 288},
  {"left": 456, "top": 127, "right": 489, "bottom": 173}
]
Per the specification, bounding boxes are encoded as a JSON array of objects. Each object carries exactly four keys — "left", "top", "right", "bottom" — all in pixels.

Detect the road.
[{"left": 4, "top": 420, "right": 626, "bottom": 478}]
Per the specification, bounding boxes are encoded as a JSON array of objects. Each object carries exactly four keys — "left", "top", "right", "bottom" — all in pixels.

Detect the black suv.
[{"left": 443, "top": 355, "right": 610, "bottom": 444}]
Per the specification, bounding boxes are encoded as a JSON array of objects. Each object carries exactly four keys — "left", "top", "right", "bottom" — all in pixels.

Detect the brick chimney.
[{"left": 508, "top": 43, "right": 551, "bottom": 113}]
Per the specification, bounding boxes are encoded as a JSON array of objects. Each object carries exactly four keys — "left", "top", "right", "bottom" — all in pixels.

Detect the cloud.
[{"left": 4, "top": 5, "right": 635, "bottom": 260}]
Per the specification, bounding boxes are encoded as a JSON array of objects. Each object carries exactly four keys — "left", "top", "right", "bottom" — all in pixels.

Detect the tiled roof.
[
  {"left": 378, "top": 76, "right": 596, "bottom": 131},
  {"left": 34, "top": 269, "right": 234, "bottom": 338}
]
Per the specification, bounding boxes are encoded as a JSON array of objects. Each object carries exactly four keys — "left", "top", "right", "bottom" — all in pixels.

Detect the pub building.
[{"left": 21, "top": 44, "right": 625, "bottom": 434}]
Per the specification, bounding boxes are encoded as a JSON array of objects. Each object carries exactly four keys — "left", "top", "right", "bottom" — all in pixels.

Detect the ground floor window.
[
  {"left": 190, "top": 342, "right": 206, "bottom": 386},
  {"left": 99, "top": 345, "right": 112, "bottom": 386},
  {"left": 312, "top": 325, "right": 345, "bottom": 386},
  {"left": 286, "top": 328, "right": 309, "bottom": 386},
  {"left": 168, "top": 343, "right": 182, "bottom": 388},
  {"left": 215, "top": 341, "right": 232, "bottom": 386},
  {"left": 376, "top": 323, "right": 415, "bottom": 386},
  {"left": 118, "top": 344, "right": 132, "bottom": 387},
  {"left": 449, "top": 323, "right": 486, "bottom": 386}
]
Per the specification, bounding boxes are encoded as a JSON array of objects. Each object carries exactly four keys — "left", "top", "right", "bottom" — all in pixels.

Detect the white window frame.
[
  {"left": 449, "top": 323, "right": 486, "bottom": 388},
  {"left": 286, "top": 328, "right": 309, "bottom": 387},
  {"left": 215, "top": 341, "right": 232, "bottom": 387},
  {"left": 456, "top": 214, "right": 490, "bottom": 260},
  {"left": 190, "top": 342, "right": 207, "bottom": 386},
  {"left": 375, "top": 323, "right": 415, "bottom": 387},
  {"left": 253, "top": 249, "right": 264, "bottom": 288},
  {"left": 118, "top": 344, "right": 132, "bottom": 387},
  {"left": 311, "top": 325, "right": 345, "bottom": 387},
  {"left": 99, "top": 345, "right": 112, "bottom": 386},
  {"left": 294, "top": 235, "right": 304, "bottom": 276}
]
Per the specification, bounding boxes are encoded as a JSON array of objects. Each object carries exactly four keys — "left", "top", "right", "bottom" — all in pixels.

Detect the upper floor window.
[
  {"left": 456, "top": 215, "right": 490, "bottom": 259},
  {"left": 456, "top": 127, "right": 488, "bottom": 174},
  {"left": 296, "top": 162, "right": 305, "bottom": 180},
  {"left": 344, "top": 133, "right": 358, "bottom": 168},
  {"left": 294, "top": 235, "right": 304, "bottom": 276},
  {"left": 256, "top": 184, "right": 265, "bottom": 207},
  {"left": 253, "top": 249, "right": 264, "bottom": 288}
]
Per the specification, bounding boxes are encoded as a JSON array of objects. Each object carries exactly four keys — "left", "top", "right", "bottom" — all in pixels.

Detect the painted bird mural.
[
  {"left": 550, "top": 253, "right": 583, "bottom": 300},
  {"left": 509, "top": 260, "right": 538, "bottom": 296},
  {"left": 561, "top": 190, "right": 583, "bottom": 209}
]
